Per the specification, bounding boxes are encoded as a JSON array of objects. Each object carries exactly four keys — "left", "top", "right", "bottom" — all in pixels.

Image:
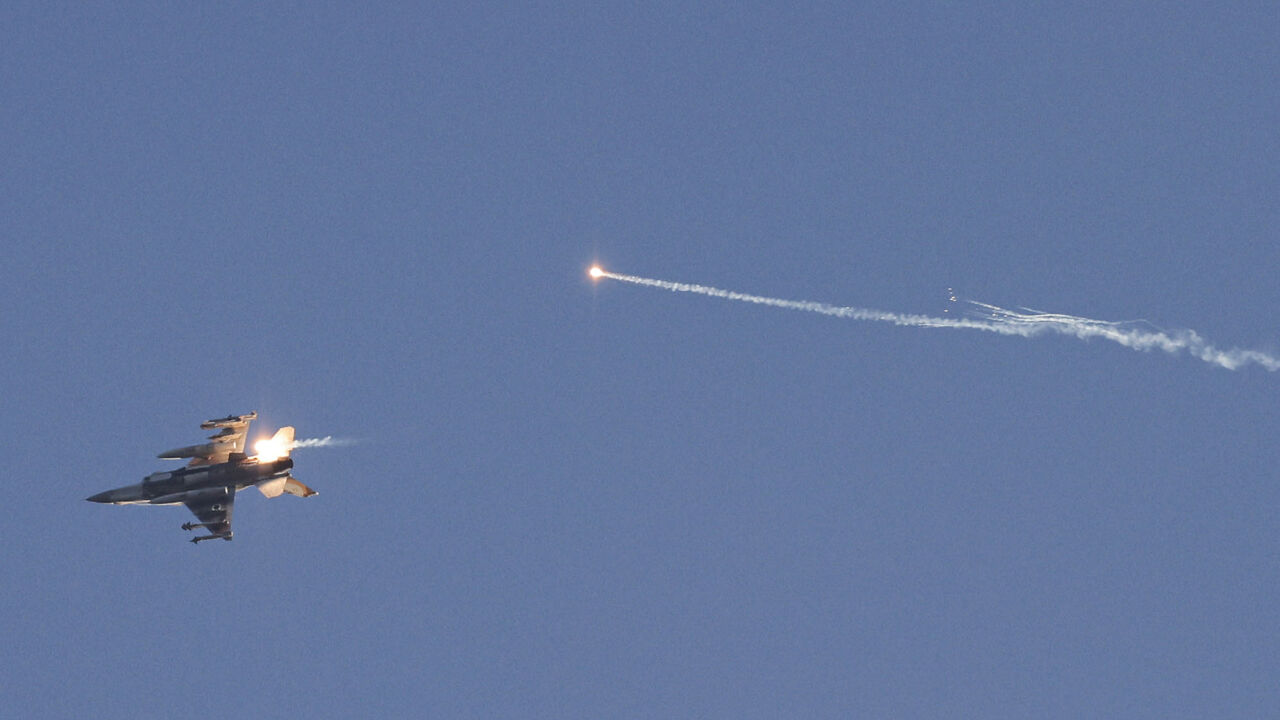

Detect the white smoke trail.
[
  {"left": 596, "top": 270, "right": 1280, "bottom": 372},
  {"left": 290, "top": 436, "right": 357, "bottom": 449}
]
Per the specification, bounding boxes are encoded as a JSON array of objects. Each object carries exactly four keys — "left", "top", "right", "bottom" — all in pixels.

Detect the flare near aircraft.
[{"left": 87, "top": 412, "right": 317, "bottom": 544}]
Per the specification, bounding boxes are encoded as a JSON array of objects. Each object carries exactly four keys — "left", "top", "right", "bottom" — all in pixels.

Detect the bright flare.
[
  {"left": 589, "top": 266, "right": 604, "bottom": 279},
  {"left": 254, "top": 437, "right": 290, "bottom": 462},
  {"left": 255, "top": 434, "right": 353, "bottom": 461},
  {"left": 593, "top": 268, "right": 1280, "bottom": 372}
]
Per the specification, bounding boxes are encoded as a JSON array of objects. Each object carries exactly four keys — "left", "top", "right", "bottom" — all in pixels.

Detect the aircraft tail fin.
[
  {"left": 272, "top": 426, "right": 295, "bottom": 457},
  {"left": 251, "top": 426, "right": 296, "bottom": 463}
]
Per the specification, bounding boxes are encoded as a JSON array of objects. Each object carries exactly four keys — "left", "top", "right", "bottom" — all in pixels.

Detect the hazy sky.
[{"left": 4, "top": 3, "right": 1279, "bottom": 718}]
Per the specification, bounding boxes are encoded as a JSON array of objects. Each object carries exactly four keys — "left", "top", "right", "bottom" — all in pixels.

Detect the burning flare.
[
  {"left": 254, "top": 431, "right": 354, "bottom": 462},
  {"left": 253, "top": 427, "right": 295, "bottom": 462},
  {"left": 592, "top": 268, "right": 1280, "bottom": 372}
]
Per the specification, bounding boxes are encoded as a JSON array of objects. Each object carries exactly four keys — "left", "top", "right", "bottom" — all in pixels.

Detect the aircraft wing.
[
  {"left": 183, "top": 486, "right": 234, "bottom": 539},
  {"left": 158, "top": 412, "right": 258, "bottom": 466}
]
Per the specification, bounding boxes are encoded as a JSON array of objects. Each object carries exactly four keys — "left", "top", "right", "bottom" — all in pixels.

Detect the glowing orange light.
[
  {"left": 589, "top": 266, "right": 604, "bottom": 279},
  {"left": 254, "top": 437, "right": 289, "bottom": 462}
]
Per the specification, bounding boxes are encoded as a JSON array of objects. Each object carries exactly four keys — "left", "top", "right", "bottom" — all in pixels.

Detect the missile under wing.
[{"left": 157, "top": 411, "right": 257, "bottom": 465}]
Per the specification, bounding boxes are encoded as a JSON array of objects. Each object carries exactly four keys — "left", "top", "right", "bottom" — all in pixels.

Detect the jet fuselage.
[{"left": 88, "top": 457, "right": 294, "bottom": 505}]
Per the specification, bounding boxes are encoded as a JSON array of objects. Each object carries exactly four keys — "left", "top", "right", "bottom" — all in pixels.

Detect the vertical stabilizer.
[
  {"left": 252, "top": 426, "right": 296, "bottom": 462},
  {"left": 271, "top": 426, "right": 296, "bottom": 456}
]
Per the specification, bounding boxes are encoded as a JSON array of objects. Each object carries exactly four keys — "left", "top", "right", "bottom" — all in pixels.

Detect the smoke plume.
[{"left": 596, "top": 269, "right": 1280, "bottom": 372}]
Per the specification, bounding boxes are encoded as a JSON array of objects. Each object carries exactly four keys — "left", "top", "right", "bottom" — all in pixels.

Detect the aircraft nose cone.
[{"left": 86, "top": 491, "right": 113, "bottom": 503}]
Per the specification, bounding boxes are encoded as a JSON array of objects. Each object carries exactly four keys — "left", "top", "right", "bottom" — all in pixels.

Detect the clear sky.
[{"left": 4, "top": 2, "right": 1279, "bottom": 718}]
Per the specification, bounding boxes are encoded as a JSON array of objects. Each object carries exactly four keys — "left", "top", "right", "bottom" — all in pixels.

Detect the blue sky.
[{"left": 3, "top": 2, "right": 1278, "bottom": 717}]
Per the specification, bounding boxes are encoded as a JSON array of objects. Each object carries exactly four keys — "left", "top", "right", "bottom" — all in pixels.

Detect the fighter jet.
[{"left": 87, "top": 412, "right": 317, "bottom": 543}]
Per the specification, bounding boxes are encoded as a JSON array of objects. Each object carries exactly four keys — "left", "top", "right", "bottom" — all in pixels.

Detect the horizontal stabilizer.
[
  {"left": 255, "top": 475, "right": 316, "bottom": 498},
  {"left": 255, "top": 477, "right": 287, "bottom": 498},
  {"left": 284, "top": 477, "right": 317, "bottom": 497}
]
